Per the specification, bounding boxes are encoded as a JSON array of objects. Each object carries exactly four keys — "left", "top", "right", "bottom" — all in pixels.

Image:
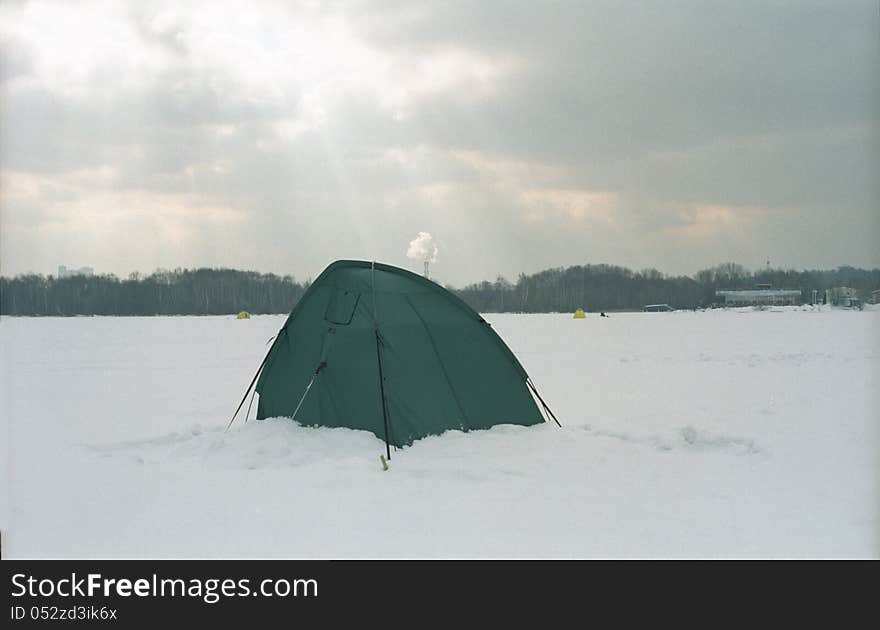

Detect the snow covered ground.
[{"left": 1, "top": 307, "right": 877, "bottom": 558}]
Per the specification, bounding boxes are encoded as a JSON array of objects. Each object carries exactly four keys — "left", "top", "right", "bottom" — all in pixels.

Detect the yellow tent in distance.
[
  {"left": 573, "top": 308, "right": 586, "bottom": 319},
  {"left": 236, "top": 311, "right": 251, "bottom": 319}
]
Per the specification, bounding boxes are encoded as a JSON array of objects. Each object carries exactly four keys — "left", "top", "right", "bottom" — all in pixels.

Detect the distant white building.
[
  {"left": 58, "top": 265, "right": 94, "bottom": 278},
  {"left": 715, "top": 287, "right": 801, "bottom": 306}
]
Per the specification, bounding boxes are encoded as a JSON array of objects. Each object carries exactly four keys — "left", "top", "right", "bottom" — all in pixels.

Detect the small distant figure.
[{"left": 600, "top": 312, "right": 609, "bottom": 318}]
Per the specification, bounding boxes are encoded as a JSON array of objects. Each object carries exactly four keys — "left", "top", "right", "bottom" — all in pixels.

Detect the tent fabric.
[{"left": 255, "top": 260, "right": 545, "bottom": 446}]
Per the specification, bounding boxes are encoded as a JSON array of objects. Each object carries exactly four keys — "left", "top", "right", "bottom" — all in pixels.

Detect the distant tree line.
[
  {"left": 0, "top": 268, "right": 308, "bottom": 316},
  {"left": 452, "top": 263, "right": 880, "bottom": 313},
  {"left": 1, "top": 263, "right": 877, "bottom": 316}
]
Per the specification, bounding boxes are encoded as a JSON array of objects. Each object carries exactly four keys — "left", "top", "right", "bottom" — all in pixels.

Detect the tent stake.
[{"left": 375, "top": 330, "right": 392, "bottom": 461}]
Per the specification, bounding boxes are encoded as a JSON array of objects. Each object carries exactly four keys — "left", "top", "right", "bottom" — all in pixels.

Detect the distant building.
[
  {"left": 644, "top": 304, "right": 674, "bottom": 312},
  {"left": 825, "top": 287, "right": 861, "bottom": 309},
  {"left": 715, "top": 287, "right": 801, "bottom": 306},
  {"left": 58, "top": 265, "right": 94, "bottom": 278},
  {"left": 871, "top": 289, "right": 880, "bottom": 305}
]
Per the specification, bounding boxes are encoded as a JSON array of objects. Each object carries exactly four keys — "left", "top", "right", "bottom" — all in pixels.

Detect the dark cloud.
[{"left": 1, "top": 0, "right": 877, "bottom": 284}]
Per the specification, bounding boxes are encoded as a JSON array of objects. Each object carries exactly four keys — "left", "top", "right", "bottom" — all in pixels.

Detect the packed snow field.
[{"left": 1, "top": 308, "right": 877, "bottom": 558}]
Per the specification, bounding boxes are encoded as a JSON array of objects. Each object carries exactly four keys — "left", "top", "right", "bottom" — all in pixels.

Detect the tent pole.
[
  {"left": 291, "top": 362, "right": 325, "bottom": 421},
  {"left": 371, "top": 261, "right": 392, "bottom": 459},
  {"left": 371, "top": 260, "right": 378, "bottom": 322},
  {"left": 225, "top": 331, "right": 283, "bottom": 432},
  {"left": 244, "top": 386, "right": 257, "bottom": 423},
  {"left": 527, "top": 378, "right": 562, "bottom": 427},
  {"left": 375, "top": 330, "right": 392, "bottom": 461}
]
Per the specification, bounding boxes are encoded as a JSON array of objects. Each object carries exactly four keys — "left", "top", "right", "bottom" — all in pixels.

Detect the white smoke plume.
[{"left": 406, "top": 232, "right": 438, "bottom": 263}]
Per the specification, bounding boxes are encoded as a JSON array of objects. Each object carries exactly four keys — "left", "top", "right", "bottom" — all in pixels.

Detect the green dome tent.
[{"left": 229, "top": 260, "right": 558, "bottom": 457}]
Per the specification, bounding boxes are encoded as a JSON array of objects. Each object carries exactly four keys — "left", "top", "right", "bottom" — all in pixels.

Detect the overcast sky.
[{"left": 1, "top": 0, "right": 877, "bottom": 286}]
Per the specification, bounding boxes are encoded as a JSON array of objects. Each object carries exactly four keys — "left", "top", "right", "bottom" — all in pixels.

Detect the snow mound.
[
  {"left": 86, "top": 418, "right": 384, "bottom": 470},
  {"left": 588, "top": 425, "right": 763, "bottom": 456},
  {"left": 677, "top": 425, "right": 762, "bottom": 455},
  {"left": 87, "top": 416, "right": 763, "bottom": 477}
]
